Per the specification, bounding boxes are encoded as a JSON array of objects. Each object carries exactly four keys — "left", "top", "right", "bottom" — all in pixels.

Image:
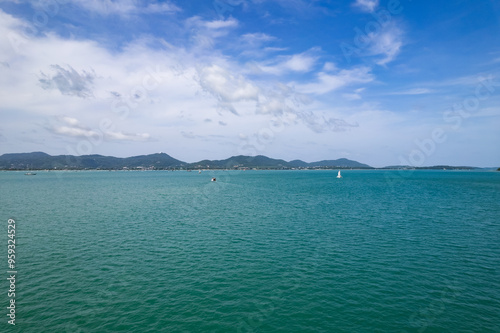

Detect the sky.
[{"left": 0, "top": 0, "right": 499, "bottom": 167}]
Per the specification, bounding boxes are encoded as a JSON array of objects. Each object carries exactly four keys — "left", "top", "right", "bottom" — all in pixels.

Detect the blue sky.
[{"left": 0, "top": 0, "right": 499, "bottom": 167}]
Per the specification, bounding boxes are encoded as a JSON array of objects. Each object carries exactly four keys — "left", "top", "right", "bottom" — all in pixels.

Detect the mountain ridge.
[
  {"left": 0, "top": 152, "right": 372, "bottom": 170},
  {"left": 0, "top": 152, "right": 486, "bottom": 170}
]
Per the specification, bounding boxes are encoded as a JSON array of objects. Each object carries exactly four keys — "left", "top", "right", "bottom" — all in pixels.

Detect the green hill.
[
  {"left": 189, "top": 155, "right": 289, "bottom": 169},
  {"left": 0, "top": 152, "right": 184, "bottom": 170},
  {"left": 307, "top": 158, "right": 371, "bottom": 168}
]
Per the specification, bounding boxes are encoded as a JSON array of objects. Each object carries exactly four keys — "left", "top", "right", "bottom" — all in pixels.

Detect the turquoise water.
[{"left": 1, "top": 169, "right": 500, "bottom": 332}]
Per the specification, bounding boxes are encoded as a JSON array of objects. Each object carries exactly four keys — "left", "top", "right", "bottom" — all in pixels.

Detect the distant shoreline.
[
  {"left": 1, "top": 166, "right": 486, "bottom": 172},
  {"left": 0, "top": 152, "right": 491, "bottom": 171}
]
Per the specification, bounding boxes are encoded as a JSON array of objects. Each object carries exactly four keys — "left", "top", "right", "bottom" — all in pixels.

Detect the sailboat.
[{"left": 336, "top": 170, "right": 342, "bottom": 178}]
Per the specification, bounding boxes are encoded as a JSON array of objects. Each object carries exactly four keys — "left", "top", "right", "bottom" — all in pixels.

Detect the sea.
[{"left": 1, "top": 169, "right": 499, "bottom": 332}]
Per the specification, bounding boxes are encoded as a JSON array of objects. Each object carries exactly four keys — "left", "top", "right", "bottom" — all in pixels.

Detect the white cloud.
[
  {"left": 389, "top": 88, "right": 433, "bottom": 95},
  {"left": 436, "top": 73, "right": 500, "bottom": 87},
  {"left": 185, "top": 16, "right": 239, "bottom": 50},
  {"left": 53, "top": 126, "right": 97, "bottom": 138},
  {"left": 297, "top": 110, "right": 359, "bottom": 133},
  {"left": 197, "top": 64, "right": 260, "bottom": 114},
  {"left": 254, "top": 49, "right": 319, "bottom": 75},
  {"left": 264, "top": 47, "right": 288, "bottom": 53},
  {"left": 367, "top": 22, "right": 403, "bottom": 65},
  {"left": 143, "top": 2, "right": 181, "bottom": 14},
  {"left": 238, "top": 33, "right": 280, "bottom": 58},
  {"left": 187, "top": 16, "right": 239, "bottom": 31},
  {"left": 50, "top": 116, "right": 152, "bottom": 142},
  {"left": 71, "top": 0, "right": 138, "bottom": 16},
  {"left": 61, "top": 116, "right": 80, "bottom": 127},
  {"left": 353, "top": 0, "right": 379, "bottom": 13},
  {"left": 256, "top": 83, "right": 303, "bottom": 116},
  {"left": 241, "top": 33, "right": 276, "bottom": 44},
  {"left": 70, "top": 0, "right": 180, "bottom": 16},
  {"left": 343, "top": 93, "right": 362, "bottom": 100},
  {"left": 343, "top": 87, "right": 365, "bottom": 100},
  {"left": 296, "top": 66, "right": 373, "bottom": 95},
  {"left": 344, "top": 17, "right": 404, "bottom": 66},
  {"left": 323, "top": 62, "right": 337, "bottom": 72},
  {"left": 286, "top": 54, "right": 316, "bottom": 71},
  {"left": 106, "top": 131, "right": 151, "bottom": 141},
  {"left": 205, "top": 18, "right": 238, "bottom": 29}
]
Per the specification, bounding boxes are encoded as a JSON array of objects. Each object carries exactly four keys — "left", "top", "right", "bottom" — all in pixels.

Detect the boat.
[
  {"left": 211, "top": 177, "right": 216, "bottom": 182},
  {"left": 199, "top": 170, "right": 201, "bottom": 174},
  {"left": 25, "top": 164, "right": 36, "bottom": 175},
  {"left": 336, "top": 170, "right": 342, "bottom": 178}
]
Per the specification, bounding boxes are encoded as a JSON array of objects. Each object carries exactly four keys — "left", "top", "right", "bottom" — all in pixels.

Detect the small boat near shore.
[
  {"left": 336, "top": 170, "right": 342, "bottom": 178},
  {"left": 211, "top": 177, "right": 216, "bottom": 182},
  {"left": 25, "top": 172, "right": 37, "bottom": 175}
]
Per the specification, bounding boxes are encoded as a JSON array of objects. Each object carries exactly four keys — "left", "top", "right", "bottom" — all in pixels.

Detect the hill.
[
  {"left": 307, "top": 158, "right": 371, "bottom": 168},
  {"left": 0, "top": 152, "right": 185, "bottom": 170},
  {"left": 189, "top": 155, "right": 290, "bottom": 169}
]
